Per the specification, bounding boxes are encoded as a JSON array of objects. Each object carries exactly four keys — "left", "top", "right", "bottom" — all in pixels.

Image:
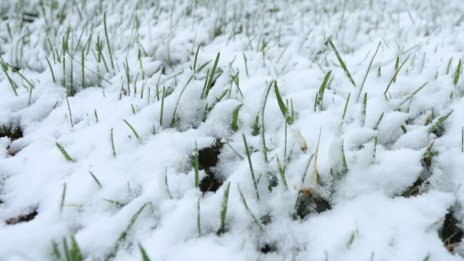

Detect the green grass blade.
[
  {"left": 203, "top": 52, "right": 220, "bottom": 98},
  {"left": 0, "top": 57, "right": 19, "bottom": 96},
  {"left": 384, "top": 53, "right": 412, "bottom": 95},
  {"left": 243, "top": 134, "right": 260, "bottom": 201},
  {"left": 399, "top": 82, "right": 428, "bottom": 106},
  {"left": 217, "top": 182, "right": 231, "bottom": 235},
  {"left": 60, "top": 183, "right": 67, "bottom": 213},
  {"left": 274, "top": 81, "right": 293, "bottom": 124},
  {"left": 237, "top": 184, "right": 263, "bottom": 231},
  {"left": 454, "top": 59, "right": 462, "bottom": 86},
  {"left": 138, "top": 244, "right": 151, "bottom": 261},
  {"left": 106, "top": 203, "right": 149, "bottom": 260},
  {"left": 357, "top": 42, "right": 381, "bottom": 102},
  {"left": 170, "top": 74, "right": 194, "bottom": 127},
  {"left": 194, "top": 144, "right": 200, "bottom": 188},
  {"left": 103, "top": 13, "right": 115, "bottom": 70},
  {"left": 192, "top": 45, "right": 201, "bottom": 72},
  {"left": 429, "top": 110, "right": 453, "bottom": 134},
  {"left": 342, "top": 93, "right": 351, "bottom": 121},
  {"left": 56, "top": 142, "right": 75, "bottom": 162},
  {"left": 89, "top": 171, "right": 102, "bottom": 188},
  {"left": 276, "top": 157, "right": 288, "bottom": 190},
  {"left": 231, "top": 104, "right": 243, "bottom": 131},
  {"left": 66, "top": 97, "right": 74, "bottom": 128},
  {"left": 70, "top": 236, "right": 83, "bottom": 261},
  {"left": 314, "top": 70, "right": 332, "bottom": 111},
  {"left": 46, "top": 57, "right": 56, "bottom": 83},
  {"left": 328, "top": 38, "right": 356, "bottom": 87},
  {"left": 110, "top": 128, "right": 116, "bottom": 157},
  {"left": 197, "top": 197, "right": 202, "bottom": 237},
  {"left": 123, "top": 120, "right": 141, "bottom": 141}
]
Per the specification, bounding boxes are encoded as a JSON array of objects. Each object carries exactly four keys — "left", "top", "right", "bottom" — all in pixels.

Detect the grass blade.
[
  {"left": 202, "top": 52, "right": 220, "bottom": 99},
  {"left": 138, "top": 244, "right": 151, "bottom": 261},
  {"left": 89, "top": 171, "right": 102, "bottom": 188},
  {"left": 60, "top": 183, "right": 67, "bottom": 213},
  {"left": 384, "top": 53, "right": 412, "bottom": 95},
  {"left": 311, "top": 128, "right": 322, "bottom": 187},
  {"left": 357, "top": 42, "right": 381, "bottom": 102},
  {"left": 276, "top": 157, "right": 288, "bottom": 190},
  {"left": 110, "top": 128, "right": 116, "bottom": 157},
  {"left": 274, "top": 81, "right": 293, "bottom": 125},
  {"left": 103, "top": 13, "right": 115, "bottom": 71},
  {"left": 217, "top": 182, "right": 231, "bottom": 235},
  {"left": 328, "top": 38, "right": 356, "bottom": 87},
  {"left": 231, "top": 104, "right": 243, "bottom": 132},
  {"left": 314, "top": 70, "right": 332, "bottom": 111},
  {"left": 243, "top": 134, "right": 260, "bottom": 201},
  {"left": 0, "top": 57, "right": 19, "bottom": 96},
  {"left": 123, "top": 120, "right": 141, "bottom": 141},
  {"left": 197, "top": 197, "right": 202, "bottom": 237},
  {"left": 237, "top": 184, "right": 263, "bottom": 231},
  {"left": 66, "top": 97, "right": 74, "bottom": 128},
  {"left": 454, "top": 59, "right": 462, "bottom": 86},
  {"left": 429, "top": 110, "right": 453, "bottom": 135},
  {"left": 193, "top": 144, "right": 200, "bottom": 188},
  {"left": 106, "top": 203, "right": 149, "bottom": 260},
  {"left": 56, "top": 142, "right": 75, "bottom": 162},
  {"left": 342, "top": 93, "right": 351, "bottom": 121},
  {"left": 170, "top": 74, "right": 194, "bottom": 127}
]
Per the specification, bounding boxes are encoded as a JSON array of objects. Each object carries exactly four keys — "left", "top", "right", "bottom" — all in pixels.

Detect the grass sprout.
[
  {"left": 274, "top": 81, "right": 294, "bottom": 125},
  {"left": 314, "top": 71, "right": 332, "bottom": 111},
  {"left": 243, "top": 134, "right": 260, "bottom": 201},
  {"left": 56, "top": 142, "right": 75, "bottom": 162},
  {"left": 237, "top": 184, "right": 263, "bottom": 231},
  {"left": 217, "top": 182, "right": 231, "bottom": 235},
  {"left": 138, "top": 244, "right": 151, "bottom": 261},
  {"left": 106, "top": 202, "right": 149, "bottom": 260},
  {"left": 328, "top": 38, "right": 356, "bottom": 87},
  {"left": 123, "top": 120, "right": 141, "bottom": 141}
]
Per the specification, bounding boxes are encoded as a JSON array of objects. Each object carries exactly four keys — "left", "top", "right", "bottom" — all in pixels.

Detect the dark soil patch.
[
  {"left": 294, "top": 189, "right": 331, "bottom": 219},
  {"left": 401, "top": 143, "right": 435, "bottom": 197},
  {"left": 401, "top": 178, "right": 429, "bottom": 197},
  {"left": 1, "top": 125, "right": 23, "bottom": 141},
  {"left": 5, "top": 209, "right": 38, "bottom": 225},
  {"left": 259, "top": 242, "right": 277, "bottom": 254},
  {"left": 440, "top": 209, "right": 463, "bottom": 253},
  {"left": 198, "top": 140, "right": 224, "bottom": 193}
]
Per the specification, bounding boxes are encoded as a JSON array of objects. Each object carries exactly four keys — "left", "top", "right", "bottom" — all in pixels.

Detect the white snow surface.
[{"left": 1, "top": 0, "right": 464, "bottom": 260}]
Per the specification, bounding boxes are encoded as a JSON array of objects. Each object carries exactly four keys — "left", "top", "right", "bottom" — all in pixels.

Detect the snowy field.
[{"left": 1, "top": 0, "right": 464, "bottom": 260}]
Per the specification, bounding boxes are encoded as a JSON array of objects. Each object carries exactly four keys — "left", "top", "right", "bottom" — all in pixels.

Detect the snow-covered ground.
[{"left": 1, "top": 0, "right": 464, "bottom": 260}]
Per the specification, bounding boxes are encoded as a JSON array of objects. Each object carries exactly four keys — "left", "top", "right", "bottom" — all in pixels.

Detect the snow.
[{"left": 1, "top": 0, "right": 464, "bottom": 260}]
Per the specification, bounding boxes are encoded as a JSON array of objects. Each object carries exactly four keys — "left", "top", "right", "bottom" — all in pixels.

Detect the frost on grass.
[{"left": 1, "top": 0, "right": 464, "bottom": 260}]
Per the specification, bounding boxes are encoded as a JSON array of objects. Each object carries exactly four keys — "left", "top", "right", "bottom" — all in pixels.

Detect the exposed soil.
[
  {"left": 294, "top": 189, "right": 331, "bottom": 219},
  {"left": 5, "top": 209, "right": 38, "bottom": 225},
  {"left": 198, "top": 140, "right": 224, "bottom": 193},
  {"left": 440, "top": 209, "right": 463, "bottom": 253}
]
